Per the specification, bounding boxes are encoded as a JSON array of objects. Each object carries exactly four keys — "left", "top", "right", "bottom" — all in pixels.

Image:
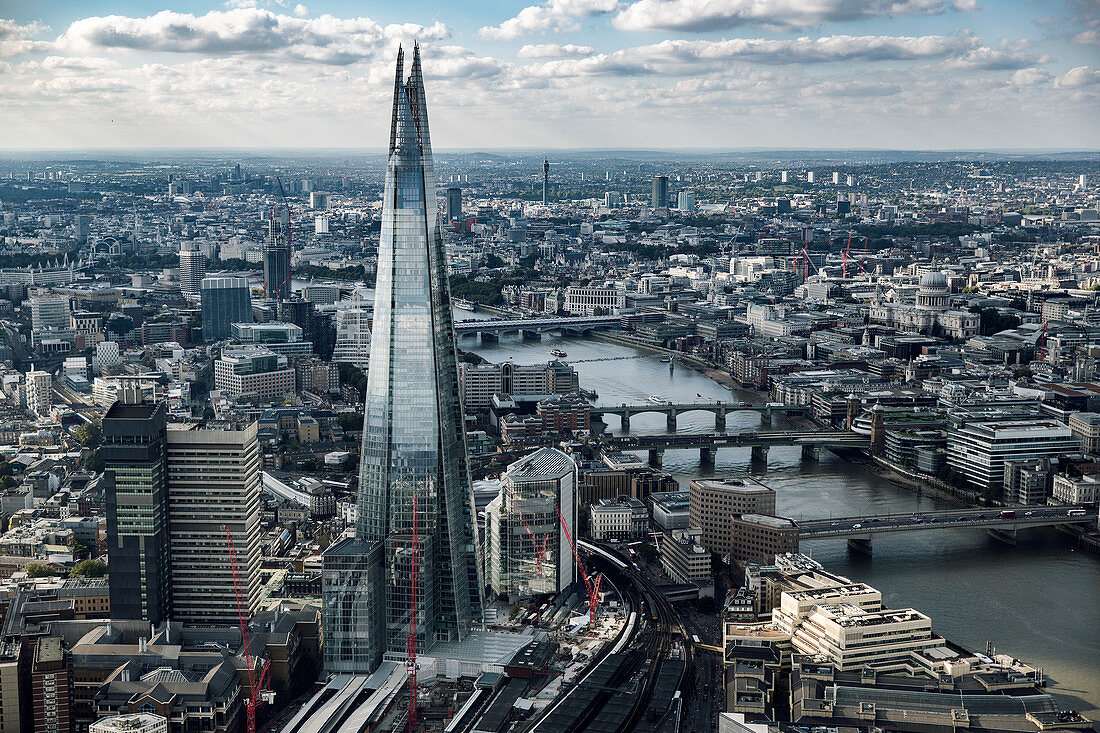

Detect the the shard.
[{"left": 322, "top": 44, "right": 483, "bottom": 674}]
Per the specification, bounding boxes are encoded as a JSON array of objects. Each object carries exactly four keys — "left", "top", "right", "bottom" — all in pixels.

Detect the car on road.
[{"left": 852, "top": 523, "right": 862, "bottom": 529}]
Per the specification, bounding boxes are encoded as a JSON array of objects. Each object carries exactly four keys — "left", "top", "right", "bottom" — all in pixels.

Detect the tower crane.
[
  {"left": 226, "top": 527, "right": 272, "bottom": 733},
  {"left": 557, "top": 505, "right": 601, "bottom": 626}
]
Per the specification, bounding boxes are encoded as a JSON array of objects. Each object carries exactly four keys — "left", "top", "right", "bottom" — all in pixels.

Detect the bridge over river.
[
  {"left": 603, "top": 430, "right": 869, "bottom": 465},
  {"left": 593, "top": 401, "right": 809, "bottom": 431},
  {"left": 796, "top": 506, "right": 1095, "bottom": 554}
]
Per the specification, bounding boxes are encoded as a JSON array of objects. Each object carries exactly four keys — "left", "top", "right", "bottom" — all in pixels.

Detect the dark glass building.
[
  {"left": 651, "top": 175, "right": 669, "bottom": 208},
  {"left": 446, "top": 187, "right": 462, "bottom": 223},
  {"left": 101, "top": 400, "right": 171, "bottom": 624},
  {"left": 263, "top": 207, "right": 291, "bottom": 301},
  {"left": 200, "top": 276, "right": 253, "bottom": 341},
  {"left": 323, "top": 44, "right": 483, "bottom": 674}
]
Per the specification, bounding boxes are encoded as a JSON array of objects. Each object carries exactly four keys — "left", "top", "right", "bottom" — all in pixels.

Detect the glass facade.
[
  {"left": 200, "top": 276, "right": 253, "bottom": 342},
  {"left": 324, "top": 45, "right": 483, "bottom": 674}
]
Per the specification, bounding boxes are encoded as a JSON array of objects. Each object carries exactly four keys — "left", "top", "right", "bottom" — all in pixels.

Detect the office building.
[
  {"left": 648, "top": 491, "right": 690, "bottom": 531},
  {"left": 589, "top": 496, "right": 648, "bottom": 541},
  {"left": 946, "top": 418, "right": 1079, "bottom": 493},
  {"left": 29, "top": 636, "right": 72, "bottom": 733},
  {"left": 0, "top": 642, "right": 23, "bottom": 733},
  {"left": 324, "top": 46, "right": 483, "bottom": 675},
  {"left": 95, "top": 341, "right": 121, "bottom": 374},
  {"left": 1052, "top": 473, "right": 1100, "bottom": 505},
  {"left": 446, "top": 187, "right": 462, "bottom": 222},
  {"left": 309, "top": 191, "right": 329, "bottom": 210},
  {"left": 485, "top": 447, "right": 577, "bottom": 600},
  {"left": 30, "top": 295, "right": 70, "bottom": 331},
  {"left": 563, "top": 286, "right": 626, "bottom": 316},
  {"left": 651, "top": 175, "right": 669, "bottom": 208},
  {"left": 214, "top": 346, "right": 295, "bottom": 402},
  {"left": 178, "top": 242, "right": 206, "bottom": 297},
  {"left": 806, "top": 171, "right": 815, "bottom": 183},
  {"left": 200, "top": 276, "right": 253, "bottom": 342},
  {"left": 332, "top": 305, "right": 372, "bottom": 369},
  {"left": 90, "top": 715, "right": 168, "bottom": 733},
  {"left": 604, "top": 191, "right": 623, "bottom": 208},
  {"left": 458, "top": 360, "right": 579, "bottom": 410},
  {"left": 263, "top": 205, "right": 291, "bottom": 301},
  {"left": 542, "top": 159, "right": 549, "bottom": 205},
  {"left": 780, "top": 170, "right": 789, "bottom": 183},
  {"left": 1068, "top": 411, "right": 1100, "bottom": 455},
  {"left": 230, "top": 321, "right": 311, "bottom": 354},
  {"left": 25, "top": 369, "right": 52, "bottom": 416},
  {"left": 729, "top": 514, "right": 799, "bottom": 563},
  {"left": 661, "top": 527, "right": 711, "bottom": 584},
  {"left": 677, "top": 190, "right": 696, "bottom": 212},
  {"left": 167, "top": 422, "right": 262, "bottom": 624},
  {"left": 689, "top": 478, "right": 776, "bottom": 554},
  {"left": 101, "top": 401, "right": 172, "bottom": 624}
]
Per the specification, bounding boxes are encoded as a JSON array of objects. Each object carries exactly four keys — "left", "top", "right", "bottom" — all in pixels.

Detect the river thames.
[{"left": 461, "top": 325, "right": 1100, "bottom": 720}]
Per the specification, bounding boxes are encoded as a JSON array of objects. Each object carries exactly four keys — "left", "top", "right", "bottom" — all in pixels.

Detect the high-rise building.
[
  {"left": 25, "top": 369, "right": 51, "bottom": 416},
  {"left": 677, "top": 190, "right": 696, "bottom": 212},
  {"left": 689, "top": 478, "right": 777, "bottom": 554},
  {"left": 309, "top": 191, "right": 329, "bottom": 210},
  {"left": 166, "top": 422, "right": 262, "bottom": 625},
  {"left": 332, "top": 305, "right": 372, "bottom": 369},
  {"left": 1078, "top": 174, "right": 1087, "bottom": 189},
  {"left": 780, "top": 170, "right": 789, "bottom": 183},
  {"left": 263, "top": 206, "right": 291, "bottom": 301},
  {"left": 651, "top": 175, "right": 669, "bottom": 208},
  {"left": 94, "top": 341, "right": 120, "bottom": 375},
  {"left": 0, "top": 642, "right": 23, "bottom": 733},
  {"left": 200, "top": 276, "right": 253, "bottom": 342},
  {"left": 101, "top": 400, "right": 172, "bottom": 624},
  {"left": 28, "top": 636, "right": 72, "bottom": 733},
  {"left": 323, "top": 45, "right": 482, "bottom": 675},
  {"left": 446, "top": 187, "right": 462, "bottom": 222},
  {"left": 542, "top": 159, "right": 549, "bottom": 204},
  {"left": 178, "top": 242, "right": 206, "bottom": 297},
  {"left": 29, "top": 295, "right": 70, "bottom": 331},
  {"left": 806, "top": 171, "right": 815, "bottom": 184},
  {"left": 485, "top": 447, "right": 577, "bottom": 600}
]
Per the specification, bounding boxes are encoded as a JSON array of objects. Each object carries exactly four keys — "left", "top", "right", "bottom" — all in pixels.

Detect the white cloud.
[
  {"left": 478, "top": 0, "right": 618, "bottom": 41},
  {"left": 517, "top": 43, "right": 596, "bottom": 58},
  {"left": 293, "top": 5, "right": 310, "bottom": 18},
  {"left": 0, "top": 18, "right": 52, "bottom": 57},
  {"left": 57, "top": 9, "right": 449, "bottom": 65},
  {"left": 1008, "top": 68, "right": 1052, "bottom": 86},
  {"left": 612, "top": 0, "right": 973, "bottom": 32},
  {"left": 1071, "top": 29, "right": 1100, "bottom": 46},
  {"left": 519, "top": 34, "right": 982, "bottom": 77},
  {"left": 801, "top": 80, "right": 902, "bottom": 97},
  {"left": 942, "top": 39, "right": 1044, "bottom": 70},
  {"left": 1055, "top": 65, "right": 1100, "bottom": 88}
]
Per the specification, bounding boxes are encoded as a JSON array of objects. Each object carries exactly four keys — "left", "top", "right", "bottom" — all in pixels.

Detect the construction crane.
[
  {"left": 557, "top": 505, "right": 600, "bottom": 626},
  {"left": 226, "top": 527, "right": 272, "bottom": 733},
  {"left": 406, "top": 490, "right": 419, "bottom": 733},
  {"left": 842, "top": 229, "right": 853, "bottom": 279}
]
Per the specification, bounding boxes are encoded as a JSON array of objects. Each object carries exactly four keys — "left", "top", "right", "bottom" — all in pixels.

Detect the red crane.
[
  {"left": 226, "top": 527, "right": 271, "bottom": 733},
  {"left": 406, "top": 491, "right": 419, "bottom": 733},
  {"left": 557, "top": 505, "right": 600, "bottom": 626},
  {"left": 842, "top": 229, "right": 853, "bottom": 279}
]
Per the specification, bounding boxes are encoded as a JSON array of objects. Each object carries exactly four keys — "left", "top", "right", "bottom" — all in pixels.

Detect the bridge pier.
[
  {"left": 621, "top": 413, "right": 630, "bottom": 432},
  {"left": 479, "top": 332, "right": 498, "bottom": 343},
  {"left": 521, "top": 329, "right": 541, "bottom": 341},
  {"left": 666, "top": 410, "right": 677, "bottom": 432},
  {"left": 648, "top": 449, "right": 663, "bottom": 467},
  {"left": 987, "top": 527, "right": 1018, "bottom": 546},
  {"left": 801, "top": 445, "right": 820, "bottom": 461},
  {"left": 700, "top": 447, "right": 714, "bottom": 465},
  {"left": 847, "top": 537, "right": 873, "bottom": 555},
  {"left": 715, "top": 408, "right": 726, "bottom": 431},
  {"left": 750, "top": 445, "right": 769, "bottom": 465}
]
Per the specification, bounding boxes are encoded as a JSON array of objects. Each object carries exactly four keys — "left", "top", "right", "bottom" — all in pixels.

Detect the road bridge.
[
  {"left": 797, "top": 506, "right": 1095, "bottom": 554},
  {"left": 453, "top": 314, "right": 620, "bottom": 340},
  {"left": 604, "top": 430, "right": 869, "bottom": 466},
  {"left": 594, "top": 401, "right": 808, "bottom": 431}
]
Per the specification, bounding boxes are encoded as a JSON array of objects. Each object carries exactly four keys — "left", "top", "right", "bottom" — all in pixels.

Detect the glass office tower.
[{"left": 323, "top": 44, "right": 483, "bottom": 673}]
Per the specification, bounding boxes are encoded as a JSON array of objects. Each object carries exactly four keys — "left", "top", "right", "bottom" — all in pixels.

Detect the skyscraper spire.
[{"left": 324, "top": 45, "right": 483, "bottom": 675}]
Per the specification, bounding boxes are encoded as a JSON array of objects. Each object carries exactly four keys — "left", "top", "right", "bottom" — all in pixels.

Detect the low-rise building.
[
  {"left": 588, "top": 496, "right": 648, "bottom": 541},
  {"left": 1052, "top": 473, "right": 1100, "bottom": 505},
  {"left": 660, "top": 527, "right": 711, "bottom": 586},
  {"left": 648, "top": 491, "right": 690, "bottom": 531},
  {"left": 214, "top": 346, "right": 295, "bottom": 403}
]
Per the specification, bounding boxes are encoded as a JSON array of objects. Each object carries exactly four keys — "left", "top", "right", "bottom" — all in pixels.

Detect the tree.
[
  {"left": 24, "top": 562, "right": 58, "bottom": 578},
  {"left": 338, "top": 412, "right": 363, "bottom": 433},
  {"left": 73, "top": 421, "right": 102, "bottom": 448},
  {"left": 70, "top": 559, "right": 107, "bottom": 578},
  {"left": 83, "top": 449, "right": 105, "bottom": 474}
]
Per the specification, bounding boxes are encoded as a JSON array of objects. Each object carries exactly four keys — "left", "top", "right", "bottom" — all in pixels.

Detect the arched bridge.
[
  {"left": 604, "top": 430, "right": 869, "bottom": 465},
  {"left": 594, "top": 401, "right": 809, "bottom": 431},
  {"left": 454, "top": 314, "right": 621, "bottom": 340}
]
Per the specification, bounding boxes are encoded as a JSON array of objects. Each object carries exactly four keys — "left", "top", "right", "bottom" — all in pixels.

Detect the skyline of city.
[{"left": 0, "top": 1, "right": 1097, "bottom": 150}]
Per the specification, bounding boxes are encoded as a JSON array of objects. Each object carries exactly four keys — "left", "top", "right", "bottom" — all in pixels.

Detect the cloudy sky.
[{"left": 0, "top": 0, "right": 1096, "bottom": 150}]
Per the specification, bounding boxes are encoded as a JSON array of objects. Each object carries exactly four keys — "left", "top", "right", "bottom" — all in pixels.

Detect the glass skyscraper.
[
  {"left": 323, "top": 44, "right": 483, "bottom": 674},
  {"left": 200, "top": 276, "right": 252, "bottom": 342}
]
